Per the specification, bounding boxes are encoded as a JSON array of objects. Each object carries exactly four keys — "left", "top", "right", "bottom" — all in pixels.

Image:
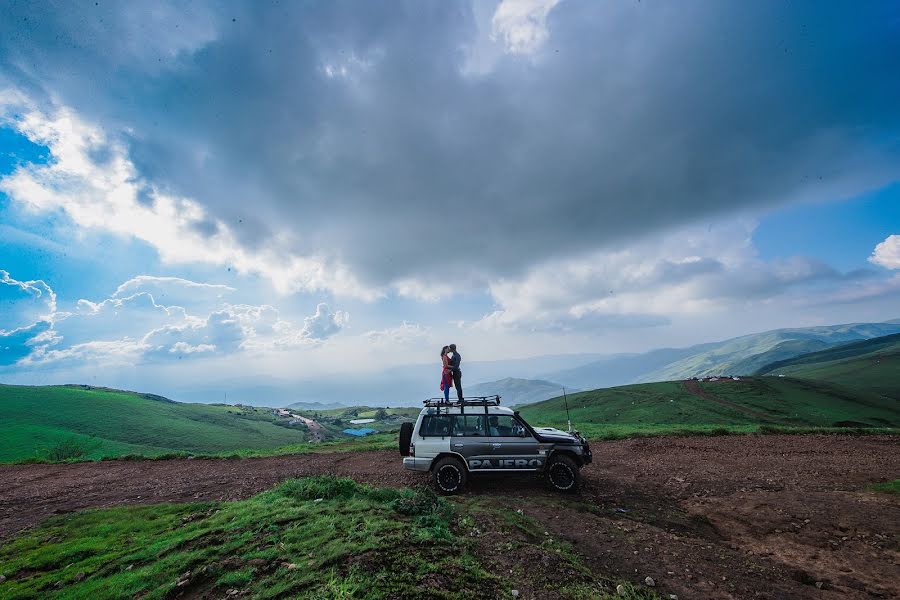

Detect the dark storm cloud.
[{"left": 2, "top": 1, "right": 899, "bottom": 291}]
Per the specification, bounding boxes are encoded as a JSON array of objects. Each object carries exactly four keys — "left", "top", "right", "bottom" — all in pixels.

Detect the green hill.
[
  {"left": 518, "top": 376, "right": 900, "bottom": 438},
  {"left": 0, "top": 384, "right": 320, "bottom": 463},
  {"left": 757, "top": 333, "right": 900, "bottom": 399}
]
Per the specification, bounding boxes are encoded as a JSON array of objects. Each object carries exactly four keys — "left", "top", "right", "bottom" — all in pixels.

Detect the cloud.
[
  {"left": 143, "top": 309, "right": 244, "bottom": 359},
  {"left": 365, "top": 321, "right": 429, "bottom": 345},
  {"left": 473, "top": 220, "right": 884, "bottom": 333},
  {"left": 0, "top": 320, "right": 52, "bottom": 366},
  {"left": 0, "top": 268, "right": 348, "bottom": 369},
  {"left": 0, "top": 269, "right": 56, "bottom": 331},
  {"left": 0, "top": 99, "right": 376, "bottom": 299},
  {"left": 300, "top": 303, "right": 349, "bottom": 341},
  {"left": 491, "top": 0, "right": 562, "bottom": 55},
  {"left": 869, "top": 235, "right": 900, "bottom": 269},
  {"left": 1, "top": 2, "right": 898, "bottom": 301}
]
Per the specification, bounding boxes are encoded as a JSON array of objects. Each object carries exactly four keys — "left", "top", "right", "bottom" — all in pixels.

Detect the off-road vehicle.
[{"left": 399, "top": 395, "right": 592, "bottom": 494}]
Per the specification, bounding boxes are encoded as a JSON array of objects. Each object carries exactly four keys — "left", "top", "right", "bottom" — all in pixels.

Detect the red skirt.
[{"left": 440, "top": 369, "right": 453, "bottom": 391}]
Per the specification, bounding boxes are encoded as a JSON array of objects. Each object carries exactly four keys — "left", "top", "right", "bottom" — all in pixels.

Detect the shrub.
[
  {"left": 45, "top": 438, "right": 91, "bottom": 461},
  {"left": 276, "top": 476, "right": 366, "bottom": 501},
  {"left": 388, "top": 485, "right": 447, "bottom": 517}
]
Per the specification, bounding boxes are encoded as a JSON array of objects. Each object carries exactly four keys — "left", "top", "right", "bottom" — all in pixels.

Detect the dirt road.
[{"left": 1, "top": 434, "right": 897, "bottom": 599}]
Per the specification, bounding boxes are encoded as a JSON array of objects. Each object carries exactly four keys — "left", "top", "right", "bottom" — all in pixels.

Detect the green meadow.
[{"left": 0, "top": 384, "right": 316, "bottom": 463}]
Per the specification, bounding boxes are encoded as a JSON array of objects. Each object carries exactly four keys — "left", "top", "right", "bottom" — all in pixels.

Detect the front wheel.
[
  {"left": 432, "top": 457, "right": 467, "bottom": 495},
  {"left": 545, "top": 454, "right": 580, "bottom": 493}
]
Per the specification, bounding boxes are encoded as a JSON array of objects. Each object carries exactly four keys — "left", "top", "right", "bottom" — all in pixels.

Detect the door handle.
[
  {"left": 492, "top": 443, "right": 502, "bottom": 448},
  {"left": 452, "top": 443, "right": 463, "bottom": 448}
]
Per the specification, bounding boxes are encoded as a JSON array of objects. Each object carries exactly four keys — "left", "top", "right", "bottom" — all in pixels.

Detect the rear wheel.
[
  {"left": 545, "top": 454, "right": 580, "bottom": 493},
  {"left": 432, "top": 457, "right": 467, "bottom": 495},
  {"left": 398, "top": 422, "right": 413, "bottom": 456}
]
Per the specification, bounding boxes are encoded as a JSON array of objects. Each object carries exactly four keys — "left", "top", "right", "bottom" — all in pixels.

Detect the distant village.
[{"left": 687, "top": 374, "right": 786, "bottom": 382}]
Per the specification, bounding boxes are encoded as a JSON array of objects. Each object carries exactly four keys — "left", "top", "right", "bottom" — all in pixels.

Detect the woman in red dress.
[{"left": 440, "top": 345, "right": 453, "bottom": 402}]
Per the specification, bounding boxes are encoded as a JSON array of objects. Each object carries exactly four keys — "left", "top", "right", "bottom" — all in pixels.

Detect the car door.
[
  {"left": 487, "top": 415, "right": 544, "bottom": 470},
  {"left": 450, "top": 414, "right": 494, "bottom": 471}
]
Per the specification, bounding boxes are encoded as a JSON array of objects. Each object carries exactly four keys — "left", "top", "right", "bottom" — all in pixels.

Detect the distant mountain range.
[
  {"left": 164, "top": 319, "right": 900, "bottom": 407},
  {"left": 465, "top": 377, "right": 579, "bottom": 407},
  {"left": 539, "top": 320, "right": 900, "bottom": 390}
]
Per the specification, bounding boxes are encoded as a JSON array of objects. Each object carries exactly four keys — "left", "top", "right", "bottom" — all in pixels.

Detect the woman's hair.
[{"left": 440, "top": 345, "right": 449, "bottom": 356}]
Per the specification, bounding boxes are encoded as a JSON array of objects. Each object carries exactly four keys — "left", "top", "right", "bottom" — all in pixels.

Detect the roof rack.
[{"left": 423, "top": 395, "right": 501, "bottom": 408}]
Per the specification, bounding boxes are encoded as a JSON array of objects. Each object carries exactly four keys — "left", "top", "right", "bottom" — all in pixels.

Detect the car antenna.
[{"left": 563, "top": 387, "right": 572, "bottom": 433}]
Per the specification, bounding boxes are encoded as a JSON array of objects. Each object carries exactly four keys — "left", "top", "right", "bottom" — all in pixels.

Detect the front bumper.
[
  {"left": 580, "top": 437, "right": 592, "bottom": 465},
  {"left": 403, "top": 457, "right": 432, "bottom": 472}
]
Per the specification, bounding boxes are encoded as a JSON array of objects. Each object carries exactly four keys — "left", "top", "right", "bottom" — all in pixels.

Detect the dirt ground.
[{"left": 1, "top": 434, "right": 897, "bottom": 599}]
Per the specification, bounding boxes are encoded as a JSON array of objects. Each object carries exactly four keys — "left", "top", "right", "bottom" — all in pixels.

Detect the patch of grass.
[
  {"left": 868, "top": 479, "right": 900, "bottom": 494},
  {"left": 0, "top": 476, "right": 499, "bottom": 600}
]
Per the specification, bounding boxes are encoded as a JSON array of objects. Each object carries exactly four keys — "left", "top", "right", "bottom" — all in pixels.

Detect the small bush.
[
  {"left": 276, "top": 476, "right": 365, "bottom": 501},
  {"left": 45, "top": 438, "right": 91, "bottom": 461},
  {"left": 389, "top": 485, "right": 447, "bottom": 518},
  {"left": 389, "top": 486, "right": 453, "bottom": 540}
]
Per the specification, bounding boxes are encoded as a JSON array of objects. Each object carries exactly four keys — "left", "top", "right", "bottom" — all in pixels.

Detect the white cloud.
[
  {"left": 869, "top": 234, "right": 900, "bottom": 269},
  {"left": 491, "top": 0, "right": 562, "bottom": 55},
  {"left": 0, "top": 97, "right": 377, "bottom": 299},
  {"left": 300, "top": 303, "right": 349, "bottom": 341},
  {"left": 0, "top": 268, "right": 349, "bottom": 369},
  {"left": 143, "top": 309, "right": 244, "bottom": 359},
  {"left": 472, "top": 220, "right": 885, "bottom": 334},
  {"left": 0, "top": 269, "right": 57, "bottom": 332},
  {"left": 365, "top": 321, "right": 429, "bottom": 345}
]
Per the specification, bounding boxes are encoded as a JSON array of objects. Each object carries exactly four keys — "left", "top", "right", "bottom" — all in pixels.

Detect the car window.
[
  {"left": 420, "top": 415, "right": 451, "bottom": 437},
  {"left": 487, "top": 415, "right": 528, "bottom": 437},
  {"left": 451, "top": 415, "right": 485, "bottom": 437}
]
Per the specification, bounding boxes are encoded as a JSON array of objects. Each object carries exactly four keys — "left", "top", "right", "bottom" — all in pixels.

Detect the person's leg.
[
  {"left": 453, "top": 370, "right": 463, "bottom": 401},
  {"left": 443, "top": 377, "right": 450, "bottom": 402}
]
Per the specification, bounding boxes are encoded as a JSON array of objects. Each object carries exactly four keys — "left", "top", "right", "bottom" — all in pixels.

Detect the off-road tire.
[
  {"left": 545, "top": 454, "right": 580, "bottom": 493},
  {"left": 398, "top": 422, "right": 413, "bottom": 457},
  {"left": 432, "top": 456, "right": 467, "bottom": 495}
]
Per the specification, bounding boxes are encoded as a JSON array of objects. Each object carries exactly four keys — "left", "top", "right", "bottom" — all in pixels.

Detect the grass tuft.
[{"left": 868, "top": 479, "right": 900, "bottom": 494}]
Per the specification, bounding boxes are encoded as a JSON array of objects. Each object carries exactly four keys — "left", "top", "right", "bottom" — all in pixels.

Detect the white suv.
[{"left": 399, "top": 396, "right": 592, "bottom": 494}]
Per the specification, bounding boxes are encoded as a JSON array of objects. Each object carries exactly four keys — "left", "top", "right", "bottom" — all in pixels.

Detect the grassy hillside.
[
  {"left": 0, "top": 384, "right": 319, "bottom": 463},
  {"left": 758, "top": 333, "right": 900, "bottom": 399},
  {"left": 518, "top": 377, "right": 900, "bottom": 438}
]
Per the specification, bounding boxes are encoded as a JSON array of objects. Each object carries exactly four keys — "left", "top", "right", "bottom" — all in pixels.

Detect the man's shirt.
[{"left": 449, "top": 351, "right": 461, "bottom": 371}]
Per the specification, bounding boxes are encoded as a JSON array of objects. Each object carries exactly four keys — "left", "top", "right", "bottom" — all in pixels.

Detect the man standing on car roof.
[{"left": 448, "top": 343, "right": 463, "bottom": 401}]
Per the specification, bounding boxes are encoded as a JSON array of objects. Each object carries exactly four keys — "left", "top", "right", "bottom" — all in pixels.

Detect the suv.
[{"left": 399, "top": 395, "right": 591, "bottom": 494}]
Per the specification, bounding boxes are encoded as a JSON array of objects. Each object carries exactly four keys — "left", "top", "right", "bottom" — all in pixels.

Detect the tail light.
[{"left": 409, "top": 442, "right": 415, "bottom": 457}]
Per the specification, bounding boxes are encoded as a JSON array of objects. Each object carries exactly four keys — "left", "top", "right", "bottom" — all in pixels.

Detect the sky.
[{"left": 0, "top": 0, "right": 898, "bottom": 399}]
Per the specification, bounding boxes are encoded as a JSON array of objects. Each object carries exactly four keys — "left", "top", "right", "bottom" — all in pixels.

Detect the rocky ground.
[{"left": 1, "top": 434, "right": 897, "bottom": 599}]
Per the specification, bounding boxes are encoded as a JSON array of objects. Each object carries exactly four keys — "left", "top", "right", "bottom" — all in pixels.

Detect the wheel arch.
[
  {"left": 548, "top": 448, "right": 584, "bottom": 467},
  {"left": 430, "top": 451, "right": 468, "bottom": 472}
]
